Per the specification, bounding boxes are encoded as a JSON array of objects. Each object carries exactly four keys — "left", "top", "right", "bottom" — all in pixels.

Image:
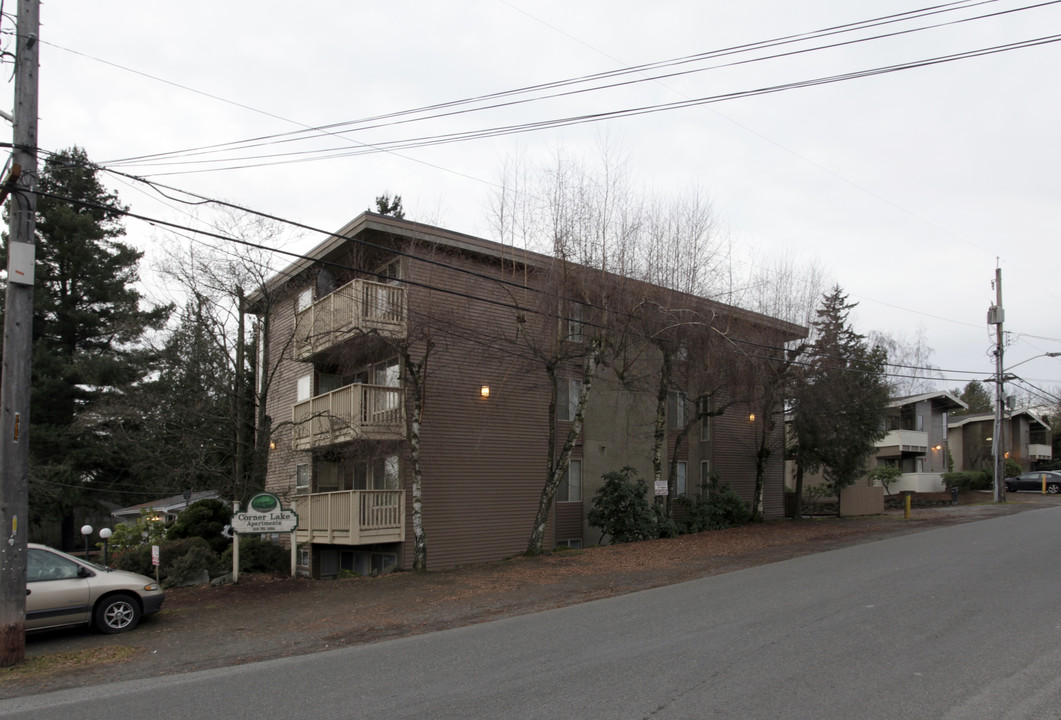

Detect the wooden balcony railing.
[
  {"left": 295, "top": 279, "right": 406, "bottom": 360},
  {"left": 294, "top": 490, "right": 405, "bottom": 545},
  {"left": 292, "top": 383, "right": 404, "bottom": 450}
]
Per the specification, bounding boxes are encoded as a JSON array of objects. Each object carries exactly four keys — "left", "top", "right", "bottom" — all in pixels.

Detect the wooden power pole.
[
  {"left": 0, "top": 0, "right": 40, "bottom": 667},
  {"left": 989, "top": 267, "right": 1006, "bottom": 505}
]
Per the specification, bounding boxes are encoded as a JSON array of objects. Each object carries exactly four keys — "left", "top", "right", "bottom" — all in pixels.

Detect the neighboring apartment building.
[
  {"left": 949, "top": 409, "right": 1053, "bottom": 474},
  {"left": 872, "top": 392, "right": 967, "bottom": 492},
  {"left": 252, "top": 213, "right": 804, "bottom": 576}
]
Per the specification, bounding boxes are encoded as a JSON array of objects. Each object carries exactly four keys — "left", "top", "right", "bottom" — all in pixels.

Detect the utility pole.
[
  {"left": 0, "top": 0, "right": 40, "bottom": 667},
  {"left": 989, "top": 267, "right": 1005, "bottom": 504}
]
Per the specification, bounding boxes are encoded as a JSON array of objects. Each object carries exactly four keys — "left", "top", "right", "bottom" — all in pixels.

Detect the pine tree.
[
  {"left": 791, "top": 286, "right": 890, "bottom": 495},
  {"left": 22, "top": 147, "right": 170, "bottom": 548}
]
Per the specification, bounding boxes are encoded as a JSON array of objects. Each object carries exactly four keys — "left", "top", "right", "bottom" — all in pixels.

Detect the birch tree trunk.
[{"left": 526, "top": 339, "right": 602, "bottom": 556}]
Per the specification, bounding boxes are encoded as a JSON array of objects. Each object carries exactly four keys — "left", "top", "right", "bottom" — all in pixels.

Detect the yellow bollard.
[{"left": 904, "top": 492, "right": 911, "bottom": 519}]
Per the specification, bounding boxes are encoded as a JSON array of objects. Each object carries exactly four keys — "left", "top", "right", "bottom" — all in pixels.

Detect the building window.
[
  {"left": 566, "top": 303, "right": 584, "bottom": 343},
  {"left": 297, "top": 287, "right": 313, "bottom": 312},
  {"left": 941, "top": 412, "right": 948, "bottom": 440},
  {"left": 297, "top": 547, "right": 310, "bottom": 567},
  {"left": 916, "top": 414, "right": 924, "bottom": 431},
  {"left": 296, "top": 374, "right": 312, "bottom": 402},
  {"left": 699, "top": 397, "right": 712, "bottom": 441},
  {"left": 558, "top": 459, "right": 582, "bottom": 502},
  {"left": 668, "top": 391, "right": 687, "bottom": 428},
  {"left": 317, "top": 462, "right": 341, "bottom": 492},
  {"left": 700, "top": 460, "right": 712, "bottom": 494},
  {"left": 295, "top": 464, "right": 310, "bottom": 494},
  {"left": 557, "top": 378, "right": 582, "bottom": 422},
  {"left": 676, "top": 461, "right": 687, "bottom": 496}
]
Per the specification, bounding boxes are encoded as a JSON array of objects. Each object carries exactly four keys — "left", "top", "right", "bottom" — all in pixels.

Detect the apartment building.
[{"left": 252, "top": 213, "right": 805, "bottom": 575}]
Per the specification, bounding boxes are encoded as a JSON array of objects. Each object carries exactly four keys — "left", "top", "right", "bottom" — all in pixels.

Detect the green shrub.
[
  {"left": 112, "top": 536, "right": 222, "bottom": 587},
  {"left": 162, "top": 539, "right": 222, "bottom": 587},
  {"left": 220, "top": 536, "right": 290, "bottom": 575},
  {"left": 1005, "top": 458, "right": 1022, "bottom": 479},
  {"left": 675, "top": 477, "right": 752, "bottom": 532},
  {"left": 867, "top": 465, "right": 903, "bottom": 494},
  {"left": 941, "top": 471, "right": 991, "bottom": 491},
  {"left": 104, "top": 510, "right": 167, "bottom": 555},
  {"left": 167, "top": 499, "right": 232, "bottom": 555},
  {"left": 588, "top": 467, "right": 657, "bottom": 544}
]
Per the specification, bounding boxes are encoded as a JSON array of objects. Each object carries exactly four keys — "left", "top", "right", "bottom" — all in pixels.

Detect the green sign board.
[{"left": 231, "top": 492, "right": 298, "bottom": 534}]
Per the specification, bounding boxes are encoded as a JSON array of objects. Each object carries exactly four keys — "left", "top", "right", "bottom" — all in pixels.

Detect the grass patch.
[{"left": 0, "top": 645, "right": 142, "bottom": 679}]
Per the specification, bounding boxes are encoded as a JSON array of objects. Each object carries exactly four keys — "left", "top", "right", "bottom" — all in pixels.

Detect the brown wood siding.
[
  {"left": 555, "top": 502, "right": 583, "bottom": 541},
  {"left": 401, "top": 247, "right": 553, "bottom": 569},
  {"left": 258, "top": 218, "right": 804, "bottom": 572},
  {"left": 263, "top": 284, "right": 315, "bottom": 504},
  {"left": 710, "top": 400, "right": 786, "bottom": 520}
]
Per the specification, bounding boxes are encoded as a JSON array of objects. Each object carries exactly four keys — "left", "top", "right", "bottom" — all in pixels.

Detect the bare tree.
[{"left": 869, "top": 326, "right": 944, "bottom": 396}]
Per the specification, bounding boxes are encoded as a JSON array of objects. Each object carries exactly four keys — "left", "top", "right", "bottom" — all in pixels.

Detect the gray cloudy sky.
[{"left": 13, "top": 0, "right": 1061, "bottom": 399}]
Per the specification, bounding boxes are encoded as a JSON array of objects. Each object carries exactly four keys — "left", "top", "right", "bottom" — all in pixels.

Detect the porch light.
[
  {"left": 934, "top": 445, "right": 942, "bottom": 451},
  {"left": 480, "top": 384, "right": 490, "bottom": 399},
  {"left": 748, "top": 413, "right": 756, "bottom": 422},
  {"left": 269, "top": 441, "right": 276, "bottom": 450}
]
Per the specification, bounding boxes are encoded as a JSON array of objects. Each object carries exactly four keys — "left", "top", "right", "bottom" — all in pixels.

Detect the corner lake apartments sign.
[{"left": 231, "top": 492, "right": 298, "bottom": 534}]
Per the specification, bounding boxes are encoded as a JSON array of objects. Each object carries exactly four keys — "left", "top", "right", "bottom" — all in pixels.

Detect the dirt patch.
[{"left": 3, "top": 494, "right": 1052, "bottom": 698}]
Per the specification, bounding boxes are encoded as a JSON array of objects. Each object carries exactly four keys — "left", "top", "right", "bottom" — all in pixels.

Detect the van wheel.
[{"left": 95, "top": 594, "right": 141, "bottom": 634}]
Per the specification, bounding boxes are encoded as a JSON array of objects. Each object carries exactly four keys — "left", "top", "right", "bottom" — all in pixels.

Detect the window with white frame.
[
  {"left": 676, "top": 461, "right": 688, "bottom": 496},
  {"left": 295, "top": 463, "right": 310, "bottom": 494},
  {"left": 297, "top": 287, "right": 313, "bottom": 313},
  {"left": 558, "top": 459, "right": 582, "bottom": 502},
  {"left": 557, "top": 378, "right": 582, "bottom": 422},
  {"left": 296, "top": 374, "right": 312, "bottom": 402}
]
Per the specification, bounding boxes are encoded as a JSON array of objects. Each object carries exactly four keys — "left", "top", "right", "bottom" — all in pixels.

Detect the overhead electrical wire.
[
  {"left": 99, "top": 0, "right": 1056, "bottom": 171},
  {"left": 27, "top": 169, "right": 1010, "bottom": 389}
]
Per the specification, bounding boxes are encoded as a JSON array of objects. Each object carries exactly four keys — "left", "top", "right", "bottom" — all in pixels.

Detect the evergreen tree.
[
  {"left": 951, "top": 380, "right": 994, "bottom": 415},
  {"left": 790, "top": 286, "right": 890, "bottom": 495},
  {"left": 374, "top": 193, "right": 405, "bottom": 218},
  {"left": 18, "top": 147, "right": 170, "bottom": 548}
]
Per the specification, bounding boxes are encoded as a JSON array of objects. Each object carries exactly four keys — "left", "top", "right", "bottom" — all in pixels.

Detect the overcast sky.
[{"left": 11, "top": 0, "right": 1061, "bottom": 402}]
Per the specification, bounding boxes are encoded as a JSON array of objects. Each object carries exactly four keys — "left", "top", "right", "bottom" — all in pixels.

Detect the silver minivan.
[{"left": 26, "top": 543, "right": 165, "bottom": 634}]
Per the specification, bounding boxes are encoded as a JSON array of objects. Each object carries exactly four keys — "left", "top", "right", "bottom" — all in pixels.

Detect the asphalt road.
[{"left": 4, "top": 505, "right": 1061, "bottom": 719}]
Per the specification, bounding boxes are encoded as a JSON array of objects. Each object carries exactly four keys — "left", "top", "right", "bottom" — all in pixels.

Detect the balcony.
[
  {"left": 293, "top": 383, "right": 404, "bottom": 450},
  {"left": 1029, "top": 443, "right": 1053, "bottom": 461},
  {"left": 876, "top": 429, "right": 928, "bottom": 456},
  {"left": 294, "top": 490, "right": 405, "bottom": 545},
  {"left": 295, "top": 279, "right": 406, "bottom": 360}
]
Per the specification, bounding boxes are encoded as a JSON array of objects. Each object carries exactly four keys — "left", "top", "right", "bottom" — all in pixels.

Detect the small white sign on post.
[
  {"left": 654, "top": 480, "right": 668, "bottom": 497},
  {"left": 152, "top": 544, "right": 160, "bottom": 583}
]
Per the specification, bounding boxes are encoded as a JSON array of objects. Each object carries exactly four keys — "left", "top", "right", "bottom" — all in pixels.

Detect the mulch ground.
[{"left": 2, "top": 492, "right": 1053, "bottom": 698}]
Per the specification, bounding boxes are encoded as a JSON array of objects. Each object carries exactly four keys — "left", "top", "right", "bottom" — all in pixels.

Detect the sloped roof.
[
  {"left": 888, "top": 391, "right": 967, "bottom": 411},
  {"left": 949, "top": 409, "right": 1050, "bottom": 430},
  {"left": 112, "top": 491, "right": 220, "bottom": 519}
]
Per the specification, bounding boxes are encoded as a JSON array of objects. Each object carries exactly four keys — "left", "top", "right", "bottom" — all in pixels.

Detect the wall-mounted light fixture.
[
  {"left": 934, "top": 444, "right": 942, "bottom": 451},
  {"left": 748, "top": 413, "right": 756, "bottom": 422},
  {"left": 480, "top": 385, "right": 490, "bottom": 399},
  {"left": 269, "top": 441, "right": 276, "bottom": 450}
]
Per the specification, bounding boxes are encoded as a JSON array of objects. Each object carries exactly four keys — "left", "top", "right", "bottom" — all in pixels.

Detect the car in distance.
[
  {"left": 1005, "top": 471, "right": 1061, "bottom": 494},
  {"left": 26, "top": 543, "right": 165, "bottom": 634}
]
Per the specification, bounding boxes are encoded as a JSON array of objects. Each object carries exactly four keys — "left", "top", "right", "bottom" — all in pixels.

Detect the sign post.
[{"left": 229, "top": 493, "right": 299, "bottom": 582}]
